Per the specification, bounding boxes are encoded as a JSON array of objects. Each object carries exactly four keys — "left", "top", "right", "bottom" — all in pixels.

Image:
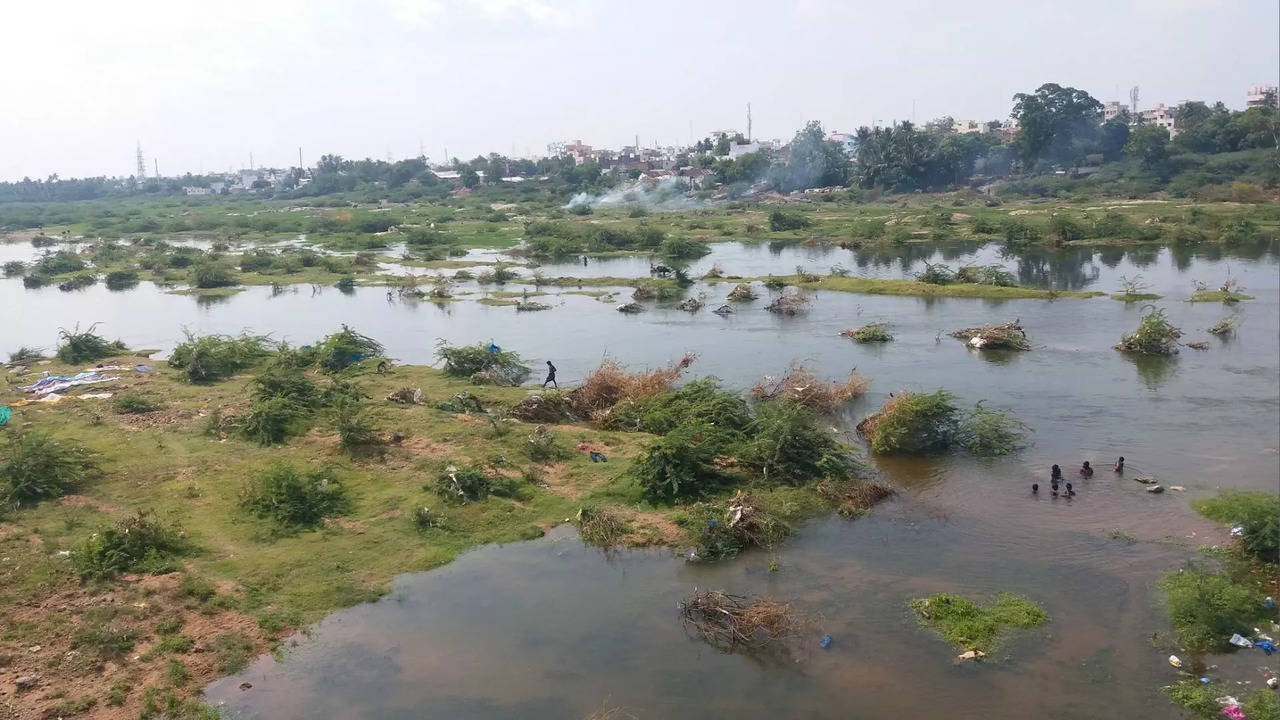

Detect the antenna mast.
[
  {"left": 135, "top": 142, "right": 146, "bottom": 179},
  {"left": 1129, "top": 86, "right": 1140, "bottom": 117},
  {"left": 747, "top": 102, "right": 752, "bottom": 142}
]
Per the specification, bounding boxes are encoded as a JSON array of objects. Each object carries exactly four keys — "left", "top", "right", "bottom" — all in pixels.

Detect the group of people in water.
[{"left": 1032, "top": 457, "right": 1125, "bottom": 498}]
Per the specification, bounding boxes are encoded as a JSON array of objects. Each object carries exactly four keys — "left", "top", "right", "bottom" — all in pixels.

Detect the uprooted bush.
[
  {"left": 958, "top": 402, "right": 1029, "bottom": 456},
  {"left": 0, "top": 431, "right": 102, "bottom": 508},
  {"left": 749, "top": 364, "right": 868, "bottom": 413},
  {"left": 842, "top": 323, "right": 893, "bottom": 343},
  {"left": 168, "top": 331, "right": 274, "bottom": 382},
  {"left": 575, "top": 354, "right": 697, "bottom": 421},
  {"left": 1116, "top": 306, "right": 1182, "bottom": 355},
  {"left": 73, "top": 512, "right": 193, "bottom": 580},
  {"left": 682, "top": 492, "right": 791, "bottom": 560},
  {"left": 436, "top": 341, "right": 531, "bottom": 386},
  {"left": 240, "top": 464, "right": 350, "bottom": 529},
  {"left": 950, "top": 320, "right": 1030, "bottom": 351},
  {"left": 1192, "top": 491, "right": 1280, "bottom": 563},
  {"left": 507, "top": 391, "right": 582, "bottom": 424},
  {"left": 434, "top": 464, "right": 527, "bottom": 503},
  {"left": 56, "top": 322, "right": 128, "bottom": 364},
  {"left": 680, "top": 589, "right": 811, "bottom": 655},
  {"left": 858, "top": 391, "right": 962, "bottom": 454}
]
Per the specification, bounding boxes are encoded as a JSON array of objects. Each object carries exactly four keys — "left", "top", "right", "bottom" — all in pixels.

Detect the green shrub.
[
  {"left": 73, "top": 512, "right": 192, "bottom": 580},
  {"left": 35, "top": 250, "right": 86, "bottom": 274},
  {"left": 768, "top": 208, "right": 810, "bottom": 231},
  {"left": 436, "top": 341, "right": 531, "bottom": 385},
  {"left": 743, "top": 401, "right": 861, "bottom": 486},
  {"left": 968, "top": 216, "right": 998, "bottom": 234},
  {"left": 168, "top": 331, "right": 274, "bottom": 382},
  {"left": 958, "top": 403, "right": 1028, "bottom": 456},
  {"left": 575, "top": 506, "right": 630, "bottom": 547},
  {"left": 56, "top": 322, "right": 127, "bottom": 363},
  {"left": 191, "top": 260, "right": 238, "bottom": 288},
  {"left": 955, "top": 265, "right": 1016, "bottom": 286},
  {"left": 630, "top": 423, "right": 728, "bottom": 502},
  {"left": 1193, "top": 492, "right": 1280, "bottom": 563},
  {"left": 1001, "top": 217, "right": 1042, "bottom": 248},
  {"left": 165, "top": 658, "right": 189, "bottom": 686},
  {"left": 7, "top": 346, "right": 45, "bottom": 362},
  {"left": 1092, "top": 212, "right": 1133, "bottom": 238},
  {"left": 104, "top": 269, "right": 139, "bottom": 290},
  {"left": 602, "top": 378, "right": 753, "bottom": 436},
  {"left": 525, "top": 425, "right": 568, "bottom": 462},
  {"left": 860, "top": 390, "right": 961, "bottom": 454},
  {"left": 335, "top": 399, "right": 381, "bottom": 453},
  {"left": 335, "top": 275, "right": 356, "bottom": 291},
  {"left": 1048, "top": 214, "right": 1086, "bottom": 242},
  {"left": 910, "top": 592, "right": 1048, "bottom": 652},
  {"left": 1160, "top": 564, "right": 1262, "bottom": 653},
  {"left": 0, "top": 431, "right": 101, "bottom": 508},
  {"left": 660, "top": 236, "right": 711, "bottom": 259},
  {"left": 313, "top": 325, "right": 384, "bottom": 372},
  {"left": 113, "top": 394, "right": 159, "bottom": 414},
  {"left": 1116, "top": 306, "right": 1182, "bottom": 355},
  {"left": 434, "top": 464, "right": 527, "bottom": 503},
  {"left": 139, "top": 688, "right": 224, "bottom": 720},
  {"left": 845, "top": 323, "right": 893, "bottom": 343},
  {"left": 74, "top": 623, "right": 138, "bottom": 657},
  {"left": 915, "top": 263, "right": 955, "bottom": 285},
  {"left": 241, "top": 396, "right": 310, "bottom": 445},
  {"left": 241, "top": 464, "right": 350, "bottom": 528},
  {"left": 2, "top": 260, "right": 24, "bottom": 276}
]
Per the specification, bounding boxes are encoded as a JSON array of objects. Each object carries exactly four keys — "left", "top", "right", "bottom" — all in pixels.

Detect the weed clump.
[
  {"left": 1160, "top": 563, "right": 1263, "bottom": 653},
  {"left": 434, "top": 464, "right": 526, "bottom": 503},
  {"left": 950, "top": 320, "right": 1030, "bottom": 351},
  {"left": 240, "top": 464, "right": 350, "bottom": 528},
  {"left": 814, "top": 479, "right": 894, "bottom": 518},
  {"left": 8, "top": 345, "right": 46, "bottom": 362},
  {"left": 600, "top": 376, "right": 748, "bottom": 435},
  {"left": 313, "top": 325, "right": 384, "bottom": 372},
  {"left": 915, "top": 262, "right": 955, "bottom": 285},
  {"left": 191, "top": 260, "right": 238, "bottom": 288},
  {"left": 0, "top": 431, "right": 101, "bottom": 508},
  {"left": 842, "top": 323, "right": 893, "bottom": 343},
  {"left": 768, "top": 208, "right": 810, "bottom": 231},
  {"left": 56, "top": 322, "right": 127, "bottom": 363},
  {"left": 958, "top": 402, "right": 1029, "bottom": 456},
  {"left": 168, "top": 331, "right": 273, "bottom": 382},
  {"left": 955, "top": 265, "right": 1016, "bottom": 287},
  {"left": 74, "top": 623, "right": 138, "bottom": 657},
  {"left": 764, "top": 290, "right": 813, "bottom": 315},
  {"left": 726, "top": 283, "right": 757, "bottom": 302},
  {"left": 1116, "top": 306, "right": 1182, "bottom": 355},
  {"left": 335, "top": 398, "right": 381, "bottom": 454},
  {"left": 858, "top": 391, "right": 961, "bottom": 454},
  {"left": 749, "top": 364, "right": 868, "bottom": 413},
  {"left": 575, "top": 506, "right": 630, "bottom": 548},
  {"left": 436, "top": 341, "right": 531, "bottom": 385},
  {"left": 1192, "top": 491, "right": 1279, "bottom": 563},
  {"left": 1164, "top": 678, "right": 1279, "bottom": 720},
  {"left": 1207, "top": 315, "right": 1239, "bottom": 336},
  {"left": 525, "top": 424, "right": 568, "bottom": 462},
  {"left": 113, "top": 394, "right": 159, "bottom": 414},
  {"left": 73, "top": 512, "right": 192, "bottom": 580},
  {"left": 911, "top": 592, "right": 1048, "bottom": 652}
]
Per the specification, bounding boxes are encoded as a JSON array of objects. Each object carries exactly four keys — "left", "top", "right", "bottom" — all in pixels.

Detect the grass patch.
[
  {"left": 211, "top": 632, "right": 256, "bottom": 673},
  {"left": 911, "top": 592, "right": 1049, "bottom": 652},
  {"left": 1160, "top": 562, "right": 1265, "bottom": 653},
  {"left": 74, "top": 622, "right": 139, "bottom": 657},
  {"left": 113, "top": 394, "right": 160, "bottom": 414},
  {"left": 240, "top": 463, "right": 351, "bottom": 529},
  {"left": 842, "top": 323, "right": 893, "bottom": 343},
  {"left": 0, "top": 431, "right": 101, "bottom": 508},
  {"left": 1188, "top": 290, "right": 1254, "bottom": 303},
  {"left": 1192, "top": 491, "right": 1279, "bottom": 563}
]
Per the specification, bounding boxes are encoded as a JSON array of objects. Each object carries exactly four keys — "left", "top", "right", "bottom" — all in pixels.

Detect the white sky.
[{"left": 1, "top": 0, "right": 1276, "bottom": 181}]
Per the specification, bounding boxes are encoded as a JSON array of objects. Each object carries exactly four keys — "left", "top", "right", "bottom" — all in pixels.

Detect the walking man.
[{"left": 542, "top": 360, "right": 558, "bottom": 389}]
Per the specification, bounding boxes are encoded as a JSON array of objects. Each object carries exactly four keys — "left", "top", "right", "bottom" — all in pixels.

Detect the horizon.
[{"left": 2, "top": 0, "right": 1276, "bottom": 183}]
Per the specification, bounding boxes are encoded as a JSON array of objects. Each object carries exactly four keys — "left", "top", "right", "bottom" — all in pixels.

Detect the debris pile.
[
  {"left": 727, "top": 283, "right": 757, "bottom": 302},
  {"left": 616, "top": 302, "right": 644, "bottom": 314},
  {"left": 764, "top": 291, "right": 812, "bottom": 316},
  {"left": 679, "top": 589, "right": 810, "bottom": 653},
  {"left": 841, "top": 323, "right": 893, "bottom": 343},
  {"left": 750, "top": 364, "right": 868, "bottom": 413},
  {"left": 950, "top": 320, "right": 1030, "bottom": 351},
  {"left": 385, "top": 387, "right": 423, "bottom": 404},
  {"left": 676, "top": 298, "right": 703, "bottom": 312}
]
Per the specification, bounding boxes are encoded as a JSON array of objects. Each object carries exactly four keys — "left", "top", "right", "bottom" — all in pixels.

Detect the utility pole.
[
  {"left": 249, "top": 152, "right": 254, "bottom": 170},
  {"left": 747, "top": 102, "right": 752, "bottom": 142},
  {"left": 153, "top": 159, "right": 158, "bottom": 178}
]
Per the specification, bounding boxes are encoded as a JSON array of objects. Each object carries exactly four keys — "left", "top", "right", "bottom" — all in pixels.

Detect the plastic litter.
[
  {"left": 1254, "top": 640, "right": 1274, "bottom": 655},
  {"left": 957, "top": 649, "right": 985, "bottom": 661},
  {"left": 819, "top": 634, "right": 832, "bottom": 649},
  {"left": 1201, "top": 677, "right": 1211, "bottom": 684},
  {"left": 1220, "top": 705, "right": 1245, "bottom": 720},
  {"left": 1169, "top": 655, "right": 1183, "bottom": 668},
  {"left": 1229, "top": 633, "right": 1253, "bottom": 648},
  {"left": 1264, "top": 596, "right": 1274, "bottom": 609},
  {"left": 0, "top": 406, "right": 10, "bottom": 427},
  {"left": 1230, "top": 526, "right": 1245, "bottom": 537},
  {"left": 1267, "top": 677, "right": 1278, "bottom": 690}
]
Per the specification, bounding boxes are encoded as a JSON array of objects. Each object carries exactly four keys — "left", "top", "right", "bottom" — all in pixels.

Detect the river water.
[{"left": 4, "top": 239, "right": 1278, "bottom": 718}]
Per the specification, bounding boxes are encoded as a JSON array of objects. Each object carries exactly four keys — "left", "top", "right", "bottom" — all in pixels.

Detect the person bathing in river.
[
  {"left": 1050, "top": 465, "right": 1062, "bottom": 495},
  {"left": 1064, "top": 482, "right": 1076, "bottom": 497},
  {"left": 542, "top": 360, "right": 558, "bottom": 389},
  {"left": 1113, "top": 456, "right": 1125, "bottom": 473},
  {"left": 1080, "top": 461, "right": 1094, "bottom": 477}
]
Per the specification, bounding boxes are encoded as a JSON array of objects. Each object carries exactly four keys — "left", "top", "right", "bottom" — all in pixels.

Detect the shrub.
[
  {"left": 434, "top": 464, "right": 526, "bottom": 503},
  {"left": 1048, "top": 214, "right": 1086, "bottom": 242},
  {"left": 56, "top": 322, "right": 127, "bottom": 363},
  {"left": 525, "top": 425, "right": 568, "bottom": 462},
  {"left": 660, "top": 236, "right": 710, "bottom": 259},
  {"left": 168, "top": 331, "right": 274, "bottom": 383},
  {"left": 726, "top": 283, "right": 757, "bottom": 301},
  {"left": 683, "top": 495, "right": 790, "bottom": 560},
  {"left": 73, "top": 512, "right": 192, "bottom": 579},
  {"left": 630, "top": 423, "right": 729, "bottom": 502},
  {"left": 768, "top": 208, "right": 810, "bottom": 231},
  {"left": 113, "top": 394, "right": 159, "bottom": 414},
  {"left": 1116, "top": 306, "right": 1182, "bottom": 355},
  {"left": 1192, "top": 491, "right": 1280, "bottom": 563},
  {"left": 240, "top": 464, "right": 350, "bottom": 528},
  {"left": 335, "top": 399, "right": 381, "bottom": 453},
  {"left": 335, "top": 275, "right": 356, "bottom": 292},
  {"left": 191, "top": 260, "right": 237, "bottom": 288},
  {"left": 8, "top": 346, "right": 45, "bottom": 362},
  {"left": 1160, "top": 564, "right": 1262, "bottom": 653},
  {"left": 35, "top": 250, "right": 85, "bottom": 274},
  {"left": 968, "top": 216, "right": 998, "bottom": 234},
  {"left": 436, "top": 341, "right": 531, "bottom": 385},
  {"left": 1092, "top": 212, "right": 1132, "bottom": 238},
  {"left": 743, "top": 402, "right": 862, "bottom": 486},
  {"left": 858, "top": 390, "right": 961, "bottom": 454},
  {"left": 2, "top": 260, "right": 24, "bottom": 276},
  {"left": 313, "top": 325, "right": 384, "bottom": 372},
  {"left": 1001, "top": 217, "right": 1042, "bottom": 248},
  {"left": 251, "top": 367, "right": 322, "bottom": 406},
  {"left": 600, "top": 376, "right": 746, "bottom": 435},
  {"left": 914, "top": 263, "right": 954, "bottom": 285},
  {"left": 575, "top": 506, "right": 630, "bottom": 548},
  {"left": 0, "top": 431, "right": 101, "bottom": 508},
  {"left": 910, "top": 592, "right": 1048, "bottom": 652},
  {"left": 955, "top": 265, "right": 1016, "bottom": 286},
  {"left": 1165, "top": 679, "right": 1280, "bottom": 720},
  {"left": 241, "top": 396, "right": 310, "bottom": 445},
  {"left": 843, "top": 323, "right": 893, "bottom": 343},
  {"left": 104, "top": 269, "right": 139, "bottom": 290},
  {"left": 958, "top": 403, "right": 1028, "bottom": 456}
]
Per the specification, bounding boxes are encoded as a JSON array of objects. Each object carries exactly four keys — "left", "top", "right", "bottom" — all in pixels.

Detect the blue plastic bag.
[{"left": 819, "top": 634, "right": 833, "bottom": 649}]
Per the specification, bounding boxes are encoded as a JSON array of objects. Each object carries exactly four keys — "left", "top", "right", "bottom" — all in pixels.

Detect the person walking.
[{"left": 542, "top": 360, "right": 558, "bottom": 389}]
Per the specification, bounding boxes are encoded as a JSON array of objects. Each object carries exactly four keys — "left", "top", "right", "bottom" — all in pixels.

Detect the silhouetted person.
[
  {"left": 1113, "top": 456, "right": 1125, "bottom": 473},
  {"left": 1051, "top": 465, "right": 1063, "bottom": 481},
  {"left": 1032, "top": 483, "right": 1039, "bottom": 495},
  {"left": 1080, "top": 461, "right": 1094, "bottom": 477},
  {"left": 542, "top": 361, "right": 557, "bottom": 389},
  {"left": 1065, "top": 482, "right": 1076, "bottom": 497}
]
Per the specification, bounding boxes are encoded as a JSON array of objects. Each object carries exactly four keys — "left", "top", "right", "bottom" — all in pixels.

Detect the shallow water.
[{"left": 3, "top": 241, "right": 1278, "bottom": 717}]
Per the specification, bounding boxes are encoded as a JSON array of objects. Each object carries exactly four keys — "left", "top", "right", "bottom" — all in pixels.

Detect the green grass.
[
  {"left": 714, "top": 274, "right": 1103, "bottom": 299},
  {"left": 910, "top": 592, "right": 1049, "bottom": 652},
  {"left": 1187, "top": 290, "right": 1254, "bottom": 303}
]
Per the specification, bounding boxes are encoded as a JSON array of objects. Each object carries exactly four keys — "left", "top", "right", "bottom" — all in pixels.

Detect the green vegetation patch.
[
  {"left": 1192, "top": 491, "right": 1279, "bottom": 564},
  {"left": 74, "top": 512, "right": 193, "bottom": 579},
  {"left": 911, "top": 592, "right": 1049, "bottom": 652},
  {"left": 0, "top": 430, "right": 102, "bottom": 508},
  {"left": 240, "top": 463, "right": 351, "bottom": 529}
]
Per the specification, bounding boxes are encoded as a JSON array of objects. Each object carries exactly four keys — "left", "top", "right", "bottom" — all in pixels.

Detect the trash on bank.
[
  {"left": 1230, "top": 633, "right": 1254, "bottom": 648},
  {"left": 957, "top": 649, "right": 986, "bottom": 661},
  {"left": 1169, "top": 655, "right": 1183, "bottom": 668}
]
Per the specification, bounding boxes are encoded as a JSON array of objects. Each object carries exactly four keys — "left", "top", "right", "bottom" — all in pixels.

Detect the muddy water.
[{"left": 3, "top": 242, "right": 1278, "bottom": 717}]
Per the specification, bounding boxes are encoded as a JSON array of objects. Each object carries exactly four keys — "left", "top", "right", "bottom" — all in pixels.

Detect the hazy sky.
[{"left": 2, "top": 0, "right": 1276, "bottom": 181}]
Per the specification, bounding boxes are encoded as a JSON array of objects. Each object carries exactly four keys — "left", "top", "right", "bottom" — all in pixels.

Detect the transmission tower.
[
  {"left": 1129, "top": 86, "right": 1140, "bottom": 117},
  {"left": 747, "top": 102, "right": 752, "bottom": 142},
  {"left": 135, "top": 142, "right": 146, "bottom": 179}
]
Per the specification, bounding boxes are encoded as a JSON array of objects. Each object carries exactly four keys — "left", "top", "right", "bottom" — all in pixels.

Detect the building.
[
  {"left": 1138, "top": 104, "right": 1179, "bottom": 137},
  {"left": 1246, "top": 84, "right": 1278, "bottom": 108},
  {"left": 825, "top": 132, "right": 858, "bottom": 156},
  {"left": 949, "top": 120, "right": 987, "bottom": 134},
  {"left": 728, "top": 141, "right": 763, "bottom": 159},
  {"left": 1103, "top": 101, "right": 1127, "bottom": 122},
  {"left": 183, "top": 186, "right": 212, "bottom": 196}
]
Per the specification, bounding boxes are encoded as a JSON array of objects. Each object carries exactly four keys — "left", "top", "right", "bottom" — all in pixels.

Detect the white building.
[
  {"left": 825, "top": 132, "right": 858, "bottom": 156},
  {"left": 1246, "top": 84, "right": 1278, "bottom": 108},
  {"left": 1102, "top": 101, "right": 1128, "bottom": 122},
  {"left": 183, "top": 186, "right": 212, "bottom": 196},
  {"left": 1139, "top": 104, "right": 1179, "bottom": 137},
  {"left": 727, "top": 141, "right": 763, "bottom": 159}
]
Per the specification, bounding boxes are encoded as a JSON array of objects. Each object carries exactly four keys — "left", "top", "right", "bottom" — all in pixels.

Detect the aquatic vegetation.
[
  {"left": 1207, "top": 315, "right": 1239, "bottom": 336},
  {"left": 763, "top": 275, "right": 786, "bottom": 290},
  {"left": 73, "top": 512, "right": 192, "bottom": 580},
  {"left": 749, "top": 364, "right": 868, "bottom": 414},
  {"left": 958, "top": 402, "right": 1029, "bottom": 456},
  {"left": 950, "top": 320, "right": 1030, "bottom": 351},
  {"left": 58, "top": 273, "right": 97, "bottom": 291},
  {"left": 575, "top": 506, "right": 630, "bottom": 548},
  {"left": 1192, "top": 491, "right": 1280, "bottom": 563},
  {"left": 56, "top": 322, "right": 128, "bottom": 363},
  {"left": 842, "top": 323, "right": 893, "bottom": 343},
  {"left": 915, "top": 262, "right": 955, "bottom": 285},
  {"left": 814, "top": 479, "right": 894, "bottom": 518},
  {"left": 168, "top": 331, "right": 275, "bottom": 382},
  {"left": 858, "top": 390, "right": 962, "bottom": 454},
  {"left": 1115, "top": 306, "right": 1182, "bottom": 355},
  {"left": 436, "top": 341, "right": 531, "bottom": 385},
  {"left": 1111, "top": 274, "right": 1162, "bottom": 301},
  {"left": 0, "top": 431, "right": 102, "bottom": 508},
  {"left": 1160, "top": 563, "right": 1264, "bottom": 653},
  {"left": 910, "top": 592, "right": 1049, "bottom": 652},
  {"left": 1189, "top": 277, "right": 1253, "bottom": 303},
  {"left": 726, "top": 282, "right": 757, "bottom": 301},
  {"left": 240, "top": 464, "right": 350, "bottom": 529},
  {"left": 113, "top": 394, "right": 159, "bottom": 414},
  {"left": 2, "top": 259, "right": 24, "bottom": 276},
  {"left": 335, "top": 275, "right": 356, "bottom": 291},
  {"left": 35, "top": 249, "right": 86, "bottom": 275},
  {"left": 680, "top": 589, "right": 811, "bottom": 654}
]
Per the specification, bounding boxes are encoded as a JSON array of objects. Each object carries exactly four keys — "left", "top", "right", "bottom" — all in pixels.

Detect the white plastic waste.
[
  {"left": 1229, "top": 633, "right": 1253, "bottom": 648},
  {"left": 1230, "top": 526, "right": 1245, "bottom": 537},
  {"left": 1169, "top": 655, "right": 1183, "bottom": 668}
]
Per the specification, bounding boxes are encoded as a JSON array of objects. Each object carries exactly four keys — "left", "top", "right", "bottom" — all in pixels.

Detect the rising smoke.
[{"left": 566, "top": 176, "right": 704, "bottom": 211}]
